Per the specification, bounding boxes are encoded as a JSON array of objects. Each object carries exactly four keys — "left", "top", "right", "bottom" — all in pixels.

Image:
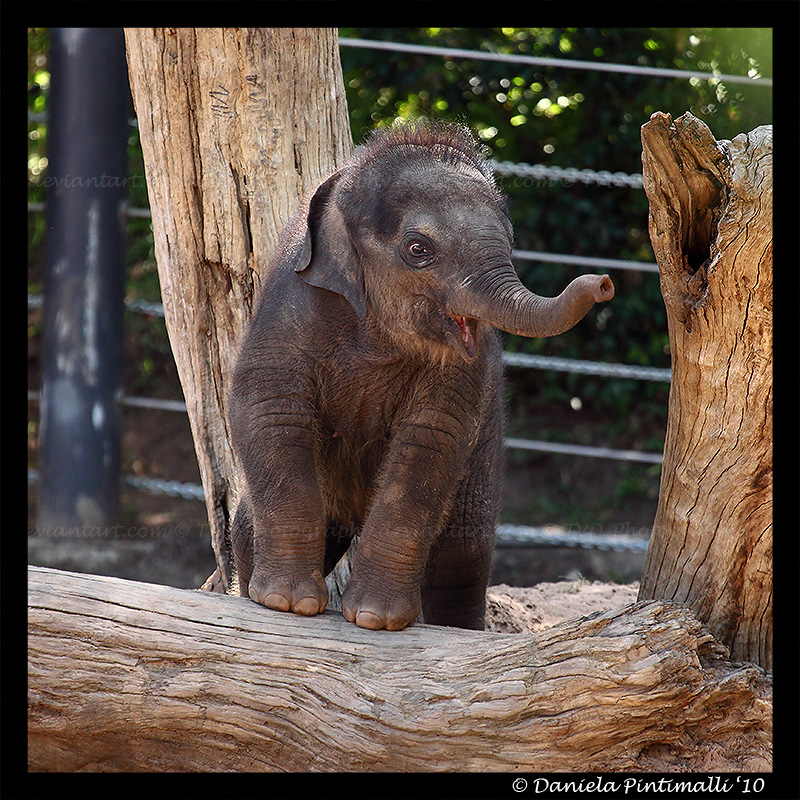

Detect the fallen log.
[{"left": 28, "top": 566, "right": 770, "bottom": 772}]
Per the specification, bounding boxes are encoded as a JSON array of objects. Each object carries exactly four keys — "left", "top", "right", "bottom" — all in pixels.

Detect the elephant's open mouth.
[{"left": 447, "top": 313, "right": 479, "bottom": 358}]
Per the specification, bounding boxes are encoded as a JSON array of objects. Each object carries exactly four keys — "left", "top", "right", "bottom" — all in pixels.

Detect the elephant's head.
[{"left": 293, "top": 120, "right": 614, "bottom": 360}]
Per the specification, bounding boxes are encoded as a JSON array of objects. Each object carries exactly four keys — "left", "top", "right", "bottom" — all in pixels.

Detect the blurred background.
[{"left": 27, "top": 27, "right": 772, "bottom": 589}]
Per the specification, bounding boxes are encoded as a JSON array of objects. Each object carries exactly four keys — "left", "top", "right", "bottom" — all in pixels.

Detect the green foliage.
[{"left": 28, "top": 28, "right": 50, "bottom": 266}]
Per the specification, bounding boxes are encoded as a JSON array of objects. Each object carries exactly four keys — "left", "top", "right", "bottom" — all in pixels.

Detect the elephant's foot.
[
  {"left": 340, "top": 577, "right": 420, "bottom": 631},
  {"left": 248, "top": 567, "right": 328, "bottom": 616}
]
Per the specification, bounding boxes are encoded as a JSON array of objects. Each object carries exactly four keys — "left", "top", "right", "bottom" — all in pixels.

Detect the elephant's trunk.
[{"left": 454, "top": 265, "right": 615, "bottom": 339}]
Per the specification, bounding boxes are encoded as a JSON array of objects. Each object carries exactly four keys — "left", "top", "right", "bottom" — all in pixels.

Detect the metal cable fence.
[{"left": 27, "top": 469, "right": 650, "bottom": 552}]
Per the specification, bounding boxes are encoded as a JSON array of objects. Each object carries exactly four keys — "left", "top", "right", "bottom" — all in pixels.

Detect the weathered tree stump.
[
  {"left": 123, "top": 28, "right": 353, "bottom": 591},
  {"left": 638, "top": 113, "right": 772, "bottom": 669},
  {"left": 28, "top": 567, "right": 771, "bottom": 773}
]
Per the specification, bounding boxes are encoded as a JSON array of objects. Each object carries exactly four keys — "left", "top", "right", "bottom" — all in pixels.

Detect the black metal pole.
[{"left": 38, "top": 29, "right": 128, "bottom": 532}]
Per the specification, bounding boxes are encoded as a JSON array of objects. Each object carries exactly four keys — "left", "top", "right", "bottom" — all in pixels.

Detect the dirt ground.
[{"left": 485, "top": 579, "right": 639, "bottom": 633}]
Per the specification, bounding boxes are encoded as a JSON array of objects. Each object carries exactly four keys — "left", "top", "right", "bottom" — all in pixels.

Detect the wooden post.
[
  {"left": 123, "top": 29, "right": 353, "bottom": 590},
  {"left": 638, "top": 112, "right": 772, "bottom": 668},
  {"left": 28, "top": 567, "right": 771, "bottom": 773}
]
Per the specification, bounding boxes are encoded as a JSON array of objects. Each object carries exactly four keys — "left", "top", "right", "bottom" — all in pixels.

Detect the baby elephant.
[{"left": 228, "top": 120, "right": 613, "bottom": 631}]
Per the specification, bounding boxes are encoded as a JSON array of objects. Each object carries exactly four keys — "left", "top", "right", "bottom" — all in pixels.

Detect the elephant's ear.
[{"left": 294, "top": 170, "right": 366, "bottom": 319}]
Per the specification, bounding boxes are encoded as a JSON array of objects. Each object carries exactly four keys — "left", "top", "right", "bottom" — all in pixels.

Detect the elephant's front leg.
[
  {"left": 341, "top": 410, "right": 470, "bottom": 630},
  {"left": 229, "top": 374, "right": 328, "bottom": 616},
  {"left": 247, "top": 470, "right": 329, "bottom": 616}
]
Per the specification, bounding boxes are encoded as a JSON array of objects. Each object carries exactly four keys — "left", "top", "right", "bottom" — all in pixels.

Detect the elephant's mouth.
[{"left": 447, "top": 313, "right": 479, "bottom": 359}]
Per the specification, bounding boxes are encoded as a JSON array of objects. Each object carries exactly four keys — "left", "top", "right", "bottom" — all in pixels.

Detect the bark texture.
[
  {"left": 638, "top": 112, "right": 772, "bottom": 668},
  {"left": 123, "top": 28, "right": 353, "bottom": 591},
  {"left": 28, "top": 567, "right": 771, "bottom": 773}
]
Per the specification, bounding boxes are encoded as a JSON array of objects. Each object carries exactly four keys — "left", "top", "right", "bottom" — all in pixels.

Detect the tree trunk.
[
  {"left": 28, "top": 566, "right": 771, "bottom": 773},
  {"left": 638, "top": 112, "right": 772, "bottom": 668},
  {"left": 123, "top": 28, "right": 353, "bottom": 591}
]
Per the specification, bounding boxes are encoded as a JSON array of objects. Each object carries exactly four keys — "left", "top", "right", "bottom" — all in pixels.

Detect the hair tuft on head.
[{"left": 352, "top": 118, "right": 496, "bottom": 184}]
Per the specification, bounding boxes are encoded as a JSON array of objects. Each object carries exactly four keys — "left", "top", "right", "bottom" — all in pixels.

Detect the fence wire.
[
  {"left": 493, "top": 159, "right": 643, "bottom": 189},
  {"left": 512, "top": 250, "right": 659, "bottom": 275},
  {"left": 338, "top": 36, "right": 773, "bottom": 87},
  {"left": 496, "top": 524, "right": 650, "bottom": 553},
  {"left": 502, "top": 352, "right": 670, "bottom": 383},
  {"left": 27, "top": 469, "right": 649, "bottom": 552}
]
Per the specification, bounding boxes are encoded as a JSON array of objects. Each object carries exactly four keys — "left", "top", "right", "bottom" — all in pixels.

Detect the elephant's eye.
[{"left": 402, "top": 236, "right": 436, "bottom": 268}]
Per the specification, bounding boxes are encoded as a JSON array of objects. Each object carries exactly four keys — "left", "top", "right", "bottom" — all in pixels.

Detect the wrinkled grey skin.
[{"left": 228, "top": 121, "right": 614, "bottom": 631}]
